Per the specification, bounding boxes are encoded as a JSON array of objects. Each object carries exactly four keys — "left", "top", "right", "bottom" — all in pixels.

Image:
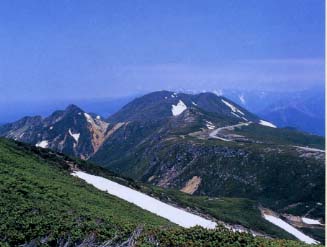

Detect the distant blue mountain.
[
  {"left": 222, "top": 87, "right": 325, "bottom": 136},
  {"left": 259, "top": 88, "right": 324, "bottom": 136}
]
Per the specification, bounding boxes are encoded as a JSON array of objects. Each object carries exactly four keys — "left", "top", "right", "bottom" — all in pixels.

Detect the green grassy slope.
[
  {"left": 0, "top": 138, "right": 322, "bottom": 246},
  {"left": 135, "top": 186, "right": 295, "bottom": 240},
  {"left": 68, "top": 158, "right": 295, "bottom": 240},
  {"left": 138, "top": 227, "right": 314, "bottom": 247},
  {"left": 0, "top": 138, "right": 171, "bottom": 246},
  {"left": 115, "top": 135, "right": 324, "bottom": 218},
  {"left": 52, "top": 145, "right": 321, "bottom": 242}
]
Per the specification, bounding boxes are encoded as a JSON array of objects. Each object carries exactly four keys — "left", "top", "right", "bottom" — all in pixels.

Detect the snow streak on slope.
[
  {"left": 294, "top": 146, "right": 325, "bottom": 153},
  {"left": 84, "top": 113, "right": 93, "bottom": 123},
  {"left": 172, "top": 100, "right": 187, "bottom": 116},
  {"left": 221, "top": 99, "right": 245, "bottom": 116},
  {"left": 263, "top": 214, "right": 318, "bottom": 244},
  {"left": 302, "top": 217, "right": 322, "bottom": 225},
  {"left": 72, "top": 171, "right": 217, "bottom": 229},
  {"left": 259, "top": 120, "right": 276, "bottom": 128}
]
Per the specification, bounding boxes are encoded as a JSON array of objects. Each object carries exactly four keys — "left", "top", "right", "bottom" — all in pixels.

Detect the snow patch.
[
  {"left": 192, "top": 101, "right": 197, "bottom": 106},
  {"left": 205, "top": 121, "right": 215, "bottom": 130},
  {"left": 49, "top": 126, "right": 53, "bottom": 130},
  {"left": 263, "top": 214, "right": 318, "bottom": 244},
  {"left": 84, "top": 113, "right": 93, "bottom": 123},
  {"left": 221, "top": 99, "right": 245, "bottom": 116},
  {"left": 72, "top": 171, "right": 217, "bottom": 229},
  {"left": 69, "top": 128, "right": 80, "bottom": 143},
  {"left": 172, "top": 100, "right": 187, "bottom": 116},
  {"left": 36, "top": 140, "right": 49, "bottom": 148},
  {"left": 259, "top": 120, "right": 276, "bottom": 128},
  {"left": 302, "top": 217, "right": 322, "bottom": 225},
  {"left": 96, "top": 116, "right": 101, "bottom": 120}
]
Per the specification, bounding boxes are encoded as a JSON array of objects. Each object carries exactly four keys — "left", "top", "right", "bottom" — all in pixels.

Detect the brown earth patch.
[{"left": 180, "top": 176, "right": 201, "bottom": 194}]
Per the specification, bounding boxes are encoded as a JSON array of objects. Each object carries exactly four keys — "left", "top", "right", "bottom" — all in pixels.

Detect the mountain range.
[
  {"left": 2, "top": 87, "right": 324, "bottom": 137},
  {"left": 0, "top": 90, "right": 324, "bottom": 243},
  {"left": 0, "top": 91, "right": 264, "bottom": 159}
]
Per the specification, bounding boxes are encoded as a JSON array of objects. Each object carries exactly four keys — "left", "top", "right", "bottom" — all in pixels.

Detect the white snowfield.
[
  {"left": 35, "top": 140, "right": 49, "bottom": 148},
  {"left": 263, "top": 214, "right": 319, "bottom": 244},
  {"left": 72, "top": 171, "right": 217, "bottom": 229},
  {"left": 259, "top": 120, "right": 276, "bottom": 128},
  {"left": 302, "top": 217, "right": 323, "bottom": 225},
  {"left": 172, "top": 100, "right": 187, "bottom": 116}
]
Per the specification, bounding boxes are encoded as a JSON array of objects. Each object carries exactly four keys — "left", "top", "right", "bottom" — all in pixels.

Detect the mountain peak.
[
  {"left": 65, "top": 104, "right": 84, "bottom": 113},
  {"left": 107, "top": 90, "right": 260, "bottom": 123}
]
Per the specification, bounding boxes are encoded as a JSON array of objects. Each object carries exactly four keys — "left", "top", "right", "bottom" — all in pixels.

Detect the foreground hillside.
[
  {"left": 0, "top": 138, "right": 172, "bottom": 246},
  {"left": 0, "top": 138, "right": 321, "bottom": 246}
]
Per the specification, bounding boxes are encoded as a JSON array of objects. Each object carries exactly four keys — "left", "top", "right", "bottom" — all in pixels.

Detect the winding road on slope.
[{"left": 209, "top": 122, "right": 251, "bottom": 141}]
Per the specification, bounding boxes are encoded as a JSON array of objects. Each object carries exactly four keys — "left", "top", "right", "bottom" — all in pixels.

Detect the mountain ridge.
[
  {"left": 0, "top": 91, "right": 324, "bottom": 222},
  {"left": 1, "top": 90, "right": 277, "bottom": 160}
]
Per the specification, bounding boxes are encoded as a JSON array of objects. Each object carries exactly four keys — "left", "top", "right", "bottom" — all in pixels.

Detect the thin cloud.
[{"left": 112, "top": 58, "right": 324, "bottom": 92}]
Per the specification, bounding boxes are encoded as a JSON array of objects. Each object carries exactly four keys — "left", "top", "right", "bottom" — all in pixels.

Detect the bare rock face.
[
  {"left": 0, "top": 104, "right": 111, "bottom": 159},
  {"left": 180, "top": 176, "right": 202, "bottom": 194}
]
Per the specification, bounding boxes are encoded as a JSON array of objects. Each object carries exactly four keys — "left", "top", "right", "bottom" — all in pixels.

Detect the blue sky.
[{"left": 0, "top": 0, "right": 324, "bottom": 102}]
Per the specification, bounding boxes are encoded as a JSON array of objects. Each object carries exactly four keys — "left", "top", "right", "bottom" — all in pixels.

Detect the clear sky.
[{"left": 0, "top": 0, "right": 324, "bottom": 102}]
